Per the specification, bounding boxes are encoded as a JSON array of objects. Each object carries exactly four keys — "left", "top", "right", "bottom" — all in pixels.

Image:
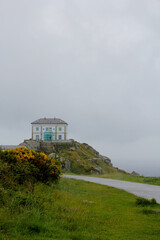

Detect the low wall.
[{"left": 19, "top": 139, "right": 73, "bottom": 153}]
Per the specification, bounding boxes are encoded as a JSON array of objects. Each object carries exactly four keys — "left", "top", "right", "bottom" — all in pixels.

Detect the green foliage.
[
  {"left": 0, "top": 147, "right": 61, "bottom": 189},
  {"left": 136, "top": 197, "right": 157, "bottom": 206},
  {"left": 142, "top": 209, "right": 156, "bottom": 215},
  {"left": 0, "top": 179, "right": 160, "bottom": 240}
]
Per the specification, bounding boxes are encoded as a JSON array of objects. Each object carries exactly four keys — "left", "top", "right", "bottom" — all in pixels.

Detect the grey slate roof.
[{"left": 31, "top": 118, "right": 68, "bottom": 125}]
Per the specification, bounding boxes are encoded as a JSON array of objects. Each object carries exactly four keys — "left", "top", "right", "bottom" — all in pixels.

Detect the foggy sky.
[{"left": 1, "top": 0, "right": 160, "bottom": 176}]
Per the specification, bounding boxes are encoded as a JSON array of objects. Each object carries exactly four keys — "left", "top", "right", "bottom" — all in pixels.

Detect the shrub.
[
  {"left": 136, "top": 197, "right": 157, "bottom": 206},
  {"left": 0, "top": 147, "right": 61, "bottom": 188},
  {"left": 142, "top": 209, "right": 156, "bottom": 215},
  {"left": 150, "top": 198, "right": 157, "bottom": 205}
]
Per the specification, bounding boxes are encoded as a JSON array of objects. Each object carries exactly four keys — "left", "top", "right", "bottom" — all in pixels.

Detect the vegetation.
[
  {"left": 0, "top": 146, "right": 160, "bottom": 239},
  {"left": 0, "top": 147, "right": 61, "bottom": 189},
  {"left": 136, "top": 197, "right": 157, "bottom": 206},
  {"left": 0, "top": 177, "right": 160, "bottom": 240},
  {"left": 50, "top": 141, "right": 160, "bottom": 186},
  {"left": 54, "top": 141, "right": 125, "bottom": 175}
]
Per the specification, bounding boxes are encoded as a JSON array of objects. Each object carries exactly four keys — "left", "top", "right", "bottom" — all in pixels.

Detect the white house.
[{"left": 31, "top": 117, "right": 68, "bottom": 141}]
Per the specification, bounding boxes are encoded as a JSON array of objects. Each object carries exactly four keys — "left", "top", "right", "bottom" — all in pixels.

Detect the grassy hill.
[
  {"left": 50, "top": 141, "right": 160, "bottom": 185},
  {"left": 1, "top": 146, "right": 160, "bottom": 239},
  {"left": 20, "top": 140, "right": 160, "bottom": 185},
  {"left": 46, "top": 141, "right": 127, "bottom": 176}
]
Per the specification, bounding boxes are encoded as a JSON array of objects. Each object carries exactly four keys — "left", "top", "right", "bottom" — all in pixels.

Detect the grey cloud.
[{"left": 1, "top": 0, "right": 160, "bottom": 176}]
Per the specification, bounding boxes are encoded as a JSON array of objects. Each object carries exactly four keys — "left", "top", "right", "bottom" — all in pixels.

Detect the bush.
[
  {"left": 142, "top": 209, "right": 156, "bottom": 215},
  {"left": 150, "top": 198, "right": 157, "bottom": 205},
  {"left": 136, "top": 197, "right": 157, "bottom": 206},
  {"left": 0, "top": 147, "right": 61, "bottom": 188}
]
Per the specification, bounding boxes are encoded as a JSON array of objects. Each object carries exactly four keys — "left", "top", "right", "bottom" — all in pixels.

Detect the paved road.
[{"left": 64, "top": 175, "right": 160, "bottom": 203}]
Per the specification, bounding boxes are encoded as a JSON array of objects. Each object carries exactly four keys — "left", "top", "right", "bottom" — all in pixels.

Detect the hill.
[
  {"left": 20, "top": 139, "right": 127, "bottom": 175},
  {"left": 1, "top": 144, "right": 160, "bottom": 239}
]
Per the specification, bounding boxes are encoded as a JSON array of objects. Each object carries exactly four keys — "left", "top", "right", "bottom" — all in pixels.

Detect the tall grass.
[{"left": 0, "top": 178, "right": 160, "bottom": 240}]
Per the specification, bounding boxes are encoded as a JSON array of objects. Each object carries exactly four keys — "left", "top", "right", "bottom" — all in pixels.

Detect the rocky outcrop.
[
  {"left": 48, "top": 153, "right": 56, "bottom": 159},
  {"left": 19, "top": 140, "right": 41, "bottom": 151},
  {"left": 99, "top": 155, "right": 112, "bottom": 166},
  {"left": 82, "top": 143, "right": 99, "bottom": 156},
  {"left": 19, "top": 139, "right": 113, "bottom": 175},
  {"left": 131, "top": 171, "right": 140, "bottom": 176},
  {"left": 90, "top": 166, "right": 103, "bottom": 174},
  {"left": 62, "top": 160, "right": 71, "bottom": 171},
  {"left": 87, "top": 156, "right": 112, "bottom": 174},
  {"left": 88, "top": 156, "right": 112, "bottom": 166}
]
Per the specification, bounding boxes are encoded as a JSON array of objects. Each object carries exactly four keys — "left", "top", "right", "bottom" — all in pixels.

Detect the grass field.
[{"left": 1, "top": 178, "right": 160, "bottom": 240}]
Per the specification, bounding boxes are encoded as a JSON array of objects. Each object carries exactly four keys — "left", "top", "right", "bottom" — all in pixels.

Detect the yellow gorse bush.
[{"left": 1, "top": 147, "right": 61, "bottom": 185}]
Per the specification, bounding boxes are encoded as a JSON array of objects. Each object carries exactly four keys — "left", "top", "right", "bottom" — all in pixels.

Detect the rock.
[
  {"left": 64, "top": 160, "right": 71, "bottom": 171},
  {"left": 88, "top": 156, "right": 112, "bottom": 166},
  {"left": 48, "top": 153, "right": 56, "bottom": 159},
  {"left": 88, "top": 158, "right": 98, "bottom": 164},
  {"left": 131, "top": 171, "right": 140, "bottom": 176},
  {"left": 70, "top": 147, "right": 76, "bottom": 151},
  {"left": 75, "top": 142, "right": 80, "bottom": 149},
  {"left": 59, "top": 157, "right": 71, "bottom": 171},
  {"left": 19, "top": 140, "right": 40, "bottom": 151},
  {"left": 82, "top": 143, "right": 99, "bottom": 156},
  {"left": 93, "top": 166, "right": 103, "bottom": 174},
  {"left": 82, "top": 200, "right": 94, "bottom": 204},
  {"left": 99, "top": 155, "right": 112, "bottom": 166}
]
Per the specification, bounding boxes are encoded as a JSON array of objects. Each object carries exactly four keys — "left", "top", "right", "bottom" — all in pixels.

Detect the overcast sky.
[{"left": 1, "top": 0, "right": 160, "bottom": 176}]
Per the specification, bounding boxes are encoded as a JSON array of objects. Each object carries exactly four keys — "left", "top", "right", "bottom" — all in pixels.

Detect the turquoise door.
[{"left": 43, "top": 132, "right": 53, "bottom": 141}]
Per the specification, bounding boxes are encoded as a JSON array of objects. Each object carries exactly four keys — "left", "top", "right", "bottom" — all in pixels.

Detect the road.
[{"left": 63, "top": 175, "right": 160, "bottom": 203}]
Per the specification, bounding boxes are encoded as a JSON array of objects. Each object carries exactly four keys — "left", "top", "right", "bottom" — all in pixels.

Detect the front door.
[{"left": 43, "top": 132, "right": 53, "bottom": 141}]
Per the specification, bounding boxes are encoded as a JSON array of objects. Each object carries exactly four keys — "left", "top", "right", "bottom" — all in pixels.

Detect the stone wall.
[{"left": 19, "top": 139, "right": 73, "bottom": 153}]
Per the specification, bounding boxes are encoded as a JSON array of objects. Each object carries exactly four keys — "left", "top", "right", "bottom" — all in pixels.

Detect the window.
[
  {"left": 53, "top": 127, "right": 55, "bottom": 131},
  {"left": 58, "top": 127, "right": 62, "bottom": 131},
  {"left": 46, "top": 127, "right": 48, "bottom": 131},
  {"left": 58, "top": 135, "right": 62, "bottom": 140},
  {"left": 36, "top": 127, "right": 39, "bottom": 131},
  {"left": 49, "top": 128, "right": 52, "bottom": 131}
]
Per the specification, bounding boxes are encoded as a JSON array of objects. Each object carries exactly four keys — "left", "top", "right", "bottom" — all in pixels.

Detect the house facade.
[{"left": 31, "top": 118, "right": 68, "bottom": 141}]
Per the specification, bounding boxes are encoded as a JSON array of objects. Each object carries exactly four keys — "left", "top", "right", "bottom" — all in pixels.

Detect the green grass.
[
  {"left": 1, "top": 178, "right": 160, "bottom": 240},
  {"left": 97, "top": 172, "right": 160, "bottom": 186}
]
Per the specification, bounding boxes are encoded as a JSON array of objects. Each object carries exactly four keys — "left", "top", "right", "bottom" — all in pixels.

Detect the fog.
[{"left": 1, "top": 0, "right": 160, "bottom": 176}]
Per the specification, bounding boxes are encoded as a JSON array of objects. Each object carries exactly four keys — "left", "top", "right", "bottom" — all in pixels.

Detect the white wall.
[{"left": 32, "top": 124, "right": 67, "bottom": 141}]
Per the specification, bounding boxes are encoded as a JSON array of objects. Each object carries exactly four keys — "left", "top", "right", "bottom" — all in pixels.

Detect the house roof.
[{"left": 31, "top": 118, "right": 68, "bottom": 125}]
